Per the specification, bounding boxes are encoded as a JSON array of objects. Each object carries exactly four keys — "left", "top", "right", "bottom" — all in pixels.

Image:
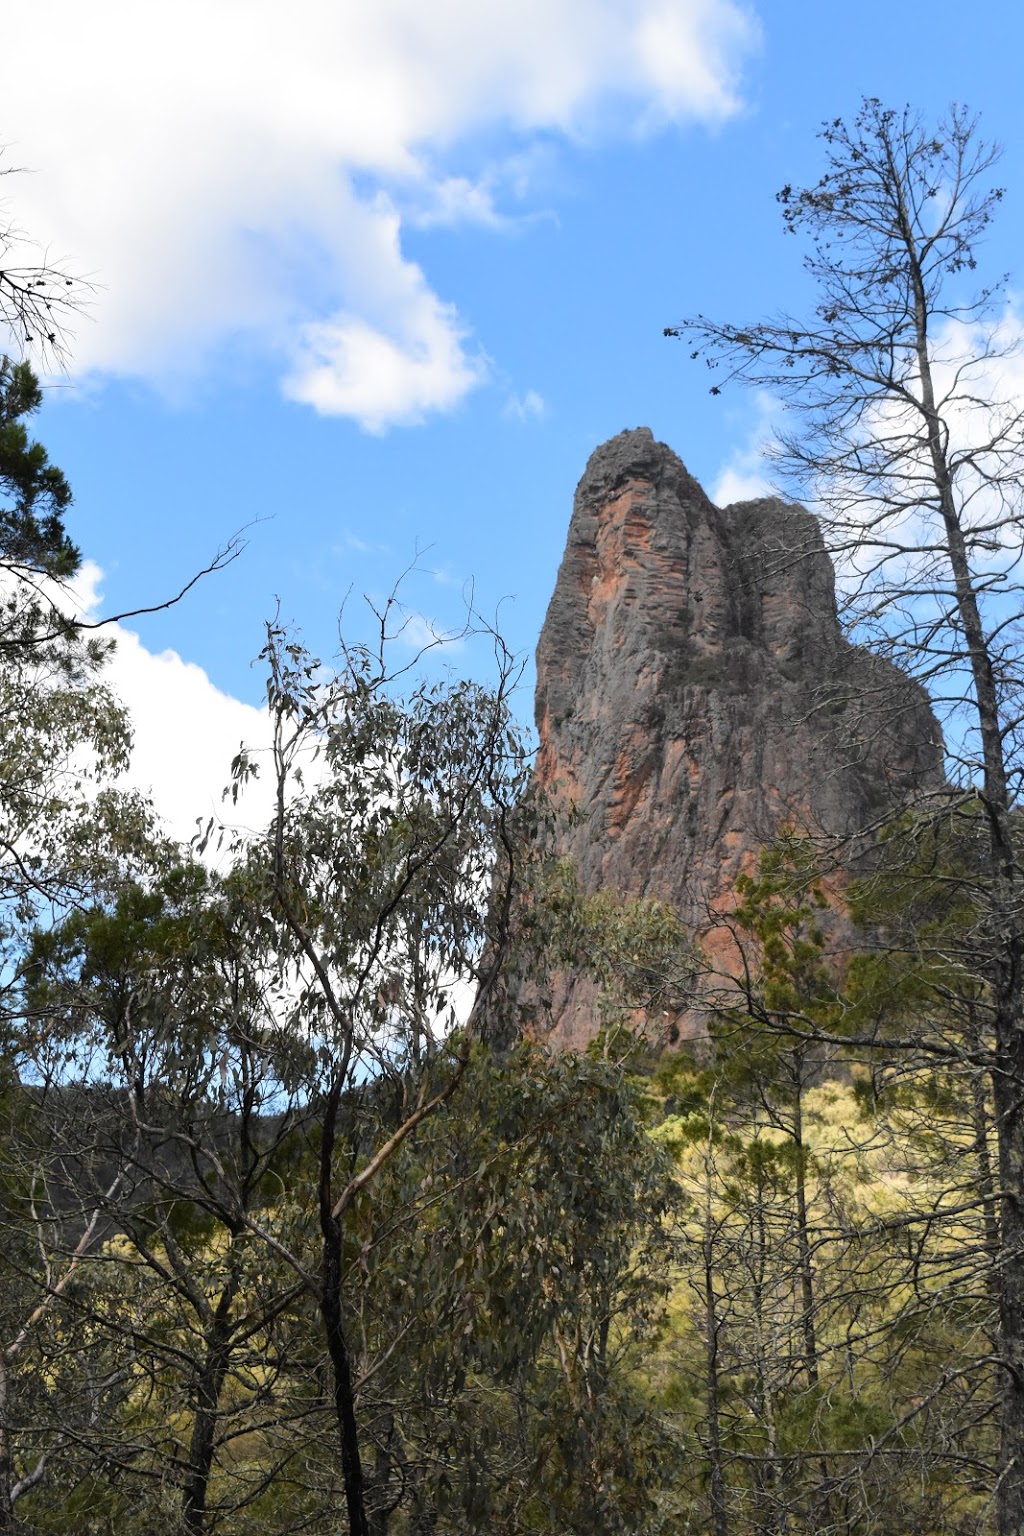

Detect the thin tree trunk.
[
  {"left": 367, "top": 1413, "right": 396, "bottom": 1536},
  {"left": 750, "top": 1168, "right": 787, "bottom": 1536},
  {"left": 0, "top": 1357, "right": 14, "bottom": 1536},
  {"left": 991, "top": 1032, "right": 1024, "bottom": 1536},
  {"left": 180, "top": 1277, "right": 239, "bottom": 1536},
  {"left": 791, "top": 1070, "right": 819, "bottom": 1390},
  {"left": 702, "top": 1193, "right": 730, "bottom": 1536},
  {"left": 969, "top": 1046, "right": 1003, "bottom": 1323},
  {"left": 900, "top": 207, "right": 1024, "bottom": 1535},
  {"left": 320, "top": 1081, "right": 370, "bottom": 1536},
  {"left": 790, "top": 1065, "right": 834, "bottom": 1526}
]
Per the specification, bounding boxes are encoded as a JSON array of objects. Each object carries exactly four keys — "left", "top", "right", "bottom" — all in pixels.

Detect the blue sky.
[{"left": 6, "top": 0, "right": 1024, "bottom": 837}]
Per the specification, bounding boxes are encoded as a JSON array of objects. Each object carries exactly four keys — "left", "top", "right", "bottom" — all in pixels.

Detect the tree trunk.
[
  {"left": 991, "top": 1024, "right": 1024, "bottom": 1536},
  {"left": 319, "top": 1081, "right": 370, "bottom": 1536},
  {"left": 702, "top": 1218, "right": 730, "bottom": 1536},
  {"left": 750, "top": 1169, "right": 787, "bottom": 1536},
  {"left": 408, "top": 1499, "right": 438, "bottom": 1535},
  {"left": 790, "top": 1063, "right": 834, "bottom": 1525},
  {"left": 180, "top": 1279, "right": 239, "bottom": 1536},
  {"left": 0, "top": 1357, "right": 14, "bottom": 1536},
  {"left": 969, "top": 1037, "right": 1003, "bottom": 1324},
  {"left": 321, "top": 1238, "right": 370, "bottom": 1536},
  {"left": 367, "top": 1413, "right": 397, "bottom": 1536},
  {"left": 907, "top": 258, "right": 1024, "bottom": 1536},
  {"left": 791, "top": 1069, "right": 819, "bottom": 1390}
]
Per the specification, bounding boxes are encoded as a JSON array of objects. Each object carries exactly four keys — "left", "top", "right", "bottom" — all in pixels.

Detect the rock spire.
[{"left": 531, "top": 428, "right": 943, "bottom": 1048}]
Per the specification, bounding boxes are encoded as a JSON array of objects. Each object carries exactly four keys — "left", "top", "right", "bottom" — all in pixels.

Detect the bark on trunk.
[
  {"left": 702, "top": 1222, "right": 730, "bottom": 1536},
  {"left": 367, "top": 1413, "right": 396, "bottom": 1536},
  {"left": 970, "top": 1046, "right": 1003, "bottom": 1324},
  {"left": 0, "top": 1358, "right": 14, "bottom": 1536},
  {"left": 180, "top": 1280, "right": 238, "bottom": 1536},
  {"left": 791, "top": 1073, "right": 818, "bottom": 1390},
  {"left": 751, "top": 1168, "right": 788, "bottom": 1536},
  {"left": 319, "top": 1080, "right": 370, "bottom": 1536},
  {"left": 991, "top": 1025, "right": 1024, "bottom": 1536},
  {"left": 790, "top": 1067, "right": 833, "bottom": 1524},
  {"left": 321, "top": 1235, "right": 370, "bottom": 1536},
  {"left": 899, "top": 213, "right": 1024, "bottom": 1535}
]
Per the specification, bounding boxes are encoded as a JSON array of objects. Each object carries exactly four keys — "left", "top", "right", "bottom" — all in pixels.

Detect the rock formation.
[{"left": 530, "top": 428, "right": 944, "bottom": 1049}]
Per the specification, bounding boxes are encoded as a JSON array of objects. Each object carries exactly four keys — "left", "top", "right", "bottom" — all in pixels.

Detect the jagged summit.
[{"left": 532, "top": 429, "right": 944, "bottom": 1048}]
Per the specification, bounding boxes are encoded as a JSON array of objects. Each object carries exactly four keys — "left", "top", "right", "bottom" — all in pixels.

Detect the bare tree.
[
  {"left": 668, "top": 99, "right": 1024, "bottom": 1533},
  {"left": 0, "top": 158, "right": 89, "bottom": 368}
]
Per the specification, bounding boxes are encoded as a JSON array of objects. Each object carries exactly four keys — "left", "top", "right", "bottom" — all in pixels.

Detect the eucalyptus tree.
[
  {"left": 22, "top": 849, "right": 318, "bottom": 1536},
  {"left": 221, "top": 608, "right": 534, "bottom": 1535},
  {"left": 320, "top": 1035, "right": 679, "bottom": 1536},
  {"left": 669, "top": 99, "right": 1024, "bottom": 1533}
]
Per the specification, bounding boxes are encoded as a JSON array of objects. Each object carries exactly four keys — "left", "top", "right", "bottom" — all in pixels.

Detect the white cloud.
[
  {"left": 108, "top": 626, "right": 276, "bottom": 849},
  {"left": 4, "top": 0, "right": 757, "bottom": 429},
  {"left": 713, "top": 465, "right": 773, "bottom": 505},
  {"left": 406, "top": 175, "right": 506, "bottom": 231},
  {"left": 817, "top": 310, "right": 1024, "bottom": 596},
  {"left": 711, "top": 391, "right": 778, "bottom": 504},
  {"left": 633, "top": 0, "right": 757, "bottom": 123},
  {"left": 704, "top": 313, "right": 1024, "bottom": 618},
  {"left": 70, "top": 563, "right": 275, "bottom": 850},
  {"left": 284, "top": 297, "right": 484, "bottom": 432},
  {"left": 66, "top": 568, "right": 475, "bottom": 848},
  {"left": 503, "top": 388, "right": 546, "bottom": 423}
]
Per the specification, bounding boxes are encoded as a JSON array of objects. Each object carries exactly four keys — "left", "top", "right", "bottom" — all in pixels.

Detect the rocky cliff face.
[{"left": 531, "top": 428, "right": 944, "bottom": 1049}]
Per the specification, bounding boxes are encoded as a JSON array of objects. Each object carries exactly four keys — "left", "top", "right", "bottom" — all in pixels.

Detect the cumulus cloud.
[
  {"left": 711, "top": 392, "right": 778, "bottom": 505},
  {"left": 284, "top": 296, "right": 484, "bottom": 432},
  {"left": 633, "top": 0, "right": 756, "bottom": 122},
  {"left": 4, "top": 0, "right": 757, "bottom": 430},
  {"left": 70, "top": 564, "right": 275, "bottom": 850},
  {"left": 713, "top": 464, "right": 774, "bottom": 505},
  {"left": 108, "top": 627, "right": 276, "bottom": 849}
]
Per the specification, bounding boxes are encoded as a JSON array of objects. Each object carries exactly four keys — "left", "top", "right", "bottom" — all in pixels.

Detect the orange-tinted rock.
[{"left": 530, "top": 428, "right": 943, "bottom": 1049}]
